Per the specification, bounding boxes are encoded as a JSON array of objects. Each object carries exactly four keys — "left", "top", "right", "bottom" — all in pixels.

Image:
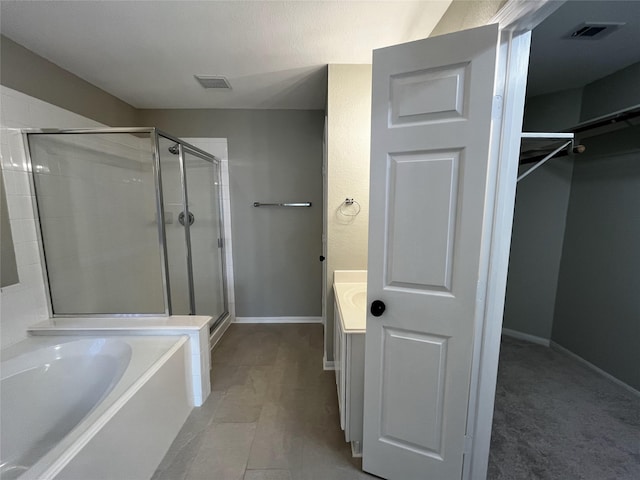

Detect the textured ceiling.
[
  {"left": 528, "top": 0, "right": 640, "bottom": 97},
  {"left": 0, "top": 0, "right": 453, "bottom": 110}
]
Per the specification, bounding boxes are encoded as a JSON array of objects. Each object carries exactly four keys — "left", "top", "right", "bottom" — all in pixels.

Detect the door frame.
[
  {"left": 322, "top": 114, "right": 329, "bottom": 366},
  {"left": 464, "top": 1, "right": 565, "bottom": 479}
]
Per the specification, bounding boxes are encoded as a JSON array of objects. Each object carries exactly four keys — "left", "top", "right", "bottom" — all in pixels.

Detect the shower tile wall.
[{"left": 0, "top": 85, "right": 103, "bottom": 348}]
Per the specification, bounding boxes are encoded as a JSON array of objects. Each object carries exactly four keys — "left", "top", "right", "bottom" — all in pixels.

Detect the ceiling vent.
[
  {"left": 567, "top": 22, "right": 624, "bottom": 39},
  {"left": 194, "top": 75, "right": 231, "bottom": 89}
]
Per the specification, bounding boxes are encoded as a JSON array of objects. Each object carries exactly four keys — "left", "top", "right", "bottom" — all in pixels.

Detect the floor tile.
[
  {"left": 211, "top": 364, "right": 239, "bottom": 392},
  {"left": 212, "top": 389, "right": 264, "bottom": 423},
  {"left": 151, "top": 392, "right": 223, "bottom": 480},
  {"left": 155, "top": 324, "right": 370, "bottom": 480},
  {"left": 213, "top": 365, "right": 273, "bottom": 395},
  {"left": 246, "top": 406, "right": 305, "bottom": 471},
  {"left": 212, "top": 328, "right": 281, "bottom": 366},
  {"left": 186, "top": 422, "right": 257, "bottom": 480},
  {"left": 244, "top": 469, "right": 293, "bottom": 480}
]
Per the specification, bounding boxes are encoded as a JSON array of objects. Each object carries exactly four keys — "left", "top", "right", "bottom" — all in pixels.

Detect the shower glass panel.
[
  {"left": 26, "top": 128, "right": 228, "bottom": 321},
  {"left": 183, "top": 148, "right": 226, "bottom": 320},
  {"left": 28, "top": 132, "right": 166, "bottom": 314},
  {"left": 158, "top": 135, "right": 191, "bottom": 314}
]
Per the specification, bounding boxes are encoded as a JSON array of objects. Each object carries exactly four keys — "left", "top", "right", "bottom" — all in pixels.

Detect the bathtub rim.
[{"left": 1, "top": 335, "right": 190, "bottom": 480}]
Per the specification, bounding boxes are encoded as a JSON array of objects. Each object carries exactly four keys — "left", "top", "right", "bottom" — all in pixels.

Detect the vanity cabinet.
[{"left": 334, "top": 301, "right": 365, "bottom": 456}]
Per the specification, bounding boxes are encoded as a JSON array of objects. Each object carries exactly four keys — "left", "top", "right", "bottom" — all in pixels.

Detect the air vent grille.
[
  {"left": 194, "top": 75, "right": 231, "bottom": 89},
  {"left": 568, "top": 22, "right": 624, "bottom": 39}
]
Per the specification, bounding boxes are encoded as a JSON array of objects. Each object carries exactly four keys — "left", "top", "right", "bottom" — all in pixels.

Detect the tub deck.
[{"left": 1, "top": 335, "right": 192, "bottom": 480}]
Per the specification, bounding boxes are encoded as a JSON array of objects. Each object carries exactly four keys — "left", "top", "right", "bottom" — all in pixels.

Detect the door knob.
[{"left": 370, "top": 300, "right": 386, "bottom": 317}]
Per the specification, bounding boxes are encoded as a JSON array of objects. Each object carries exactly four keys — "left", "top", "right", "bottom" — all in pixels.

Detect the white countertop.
[{"left": 334, "top": 270, "right": 367, "bottom": 333}]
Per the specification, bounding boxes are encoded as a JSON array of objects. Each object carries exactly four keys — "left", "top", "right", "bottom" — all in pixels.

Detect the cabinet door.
[
  {"left": 334, "top": 303, "right": 345, "bottom": 430},
  {"left": 346, "top": 332, "right": 366, "bottom": 447}
]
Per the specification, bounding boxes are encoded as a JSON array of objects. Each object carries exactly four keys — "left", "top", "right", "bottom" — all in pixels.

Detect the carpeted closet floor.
[{"left": 489, "top": 336, "right": 640, "bottom": 480}]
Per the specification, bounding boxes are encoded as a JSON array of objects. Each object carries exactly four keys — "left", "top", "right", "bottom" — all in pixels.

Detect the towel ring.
[{"left": 339, "top": 198, "right": 361, "bottom": 216}]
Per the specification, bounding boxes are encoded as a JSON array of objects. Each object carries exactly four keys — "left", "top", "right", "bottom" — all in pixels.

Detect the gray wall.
[
  {"left": 503, "top": 158, "right": 573, "bottom": 339},
  {"left": 580, "top": 61, "right": 640, "bottom": 121},
  {"left": 0, "top": 35, "right": 137, "bottom": 126},
  {"left": 523, "top": 87, "right": 583, "bottom": 133},
  {"left": 503, "top": 88, "right": 581, "bottom": 338},
  {"left": 552, "top": 126, "right": 640, "bottom": 390},
  {"left": 138, "top": 109, "right": 324, "bottom": 317}
]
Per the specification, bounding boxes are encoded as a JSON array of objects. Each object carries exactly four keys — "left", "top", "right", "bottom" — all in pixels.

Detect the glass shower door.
[
  {"left": 158, "top": 134, "right": 226, "bottom": 320},
  {"left": 183, "top": 148, "right": 226, "bottom": 321}
]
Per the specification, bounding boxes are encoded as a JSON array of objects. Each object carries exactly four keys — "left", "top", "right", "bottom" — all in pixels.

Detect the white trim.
[
  {"left": 550, "top": 341, "right": 640, "bottom": 398},
  {"left": 466, "top": 4, "right": 574, "bottom": 478},
  {"left": 323, "top": 355, "right": 335, "bottom": 371},
  {"left": 322, "top": 114, "right": 329, "bottom": 363},
  {"left": 464, "top": 28, "right": 533, "bottom": 480},
  {"left": 502, "top": 328, "right": 550, "bottom": 347},
  {"left": 234, "top": 316, "right": 322, "bottom": 324},
  {"left": 489, "top": 0, "right": 565, "bottom": 31},
  {"left": 351, "top": 441, "right": 362, "bottom": 458}
]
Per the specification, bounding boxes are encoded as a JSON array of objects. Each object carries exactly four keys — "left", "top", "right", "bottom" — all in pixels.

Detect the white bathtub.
[{"left": 0, "top": 336, "right": 193, "bottom": 480}]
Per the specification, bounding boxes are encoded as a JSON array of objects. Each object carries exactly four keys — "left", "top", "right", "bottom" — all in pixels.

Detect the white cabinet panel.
[{"left": 334, "top": 300, "right": 365, "bottom": 456}]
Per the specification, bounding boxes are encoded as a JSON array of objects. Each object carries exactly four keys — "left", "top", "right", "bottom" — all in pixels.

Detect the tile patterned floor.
[{"left": 153, "top": 324, "right": 375, "bottom": 480}]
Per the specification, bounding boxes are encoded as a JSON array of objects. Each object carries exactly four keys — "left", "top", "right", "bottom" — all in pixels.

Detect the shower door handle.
[{"left": 178, "top": 211, "right": 195, "bottom": 226}]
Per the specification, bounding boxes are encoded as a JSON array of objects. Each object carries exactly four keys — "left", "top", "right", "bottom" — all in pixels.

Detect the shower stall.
[{"left": 24, "top": 128, "right": 227, "bottom": 327}]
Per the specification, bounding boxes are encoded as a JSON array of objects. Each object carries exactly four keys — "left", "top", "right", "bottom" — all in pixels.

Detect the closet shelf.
[
  {"left": 570, "top": 105, "right": 640, "bottom": 137},
  {"left": 516, "top": 105, "right": 638, "bottom": 182}
]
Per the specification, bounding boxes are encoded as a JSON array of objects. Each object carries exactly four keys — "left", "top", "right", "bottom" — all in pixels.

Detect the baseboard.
[
  {"left": 234, "top": 316, "right": 322, "bottom": 324},
  {"left": 550, "top": 341, "right": 640, "bottom": 398},
  {"left": 323, "top": 355, "right": 335, "bottom": 371},
  {"left": 502, "top": 328, "right": 550, "bottom": 347},
  {"left": 350, "top": 441, "right": 362, "bottom": 458}
]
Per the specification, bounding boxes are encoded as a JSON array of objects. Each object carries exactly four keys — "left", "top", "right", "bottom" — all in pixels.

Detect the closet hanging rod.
[
  {"left": 571, "top": 106, "right": 640, "bottom": 134},
  {"left": 520, "top": 144, "right": 586, "bottom": 165},
  {"left": 253, "top": 202, "right": 312, "bottom": 208}
]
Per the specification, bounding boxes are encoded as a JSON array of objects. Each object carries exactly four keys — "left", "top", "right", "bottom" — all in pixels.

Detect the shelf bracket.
[{"left": 517, "top": 139, "right": 572, "bottom": 182}]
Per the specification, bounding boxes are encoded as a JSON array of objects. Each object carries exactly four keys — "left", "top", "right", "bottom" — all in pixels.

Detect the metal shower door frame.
[
  {"left": 21, "top": 127, "right": 228, "bottom": 320},
  {"left": 156, "top": 129, "right": 229, "bottom": 319}
]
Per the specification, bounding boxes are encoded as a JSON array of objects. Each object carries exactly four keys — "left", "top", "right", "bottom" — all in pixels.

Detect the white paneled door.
[{"left": 363, "top": 24, "right": 503, "bottom": 479}]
